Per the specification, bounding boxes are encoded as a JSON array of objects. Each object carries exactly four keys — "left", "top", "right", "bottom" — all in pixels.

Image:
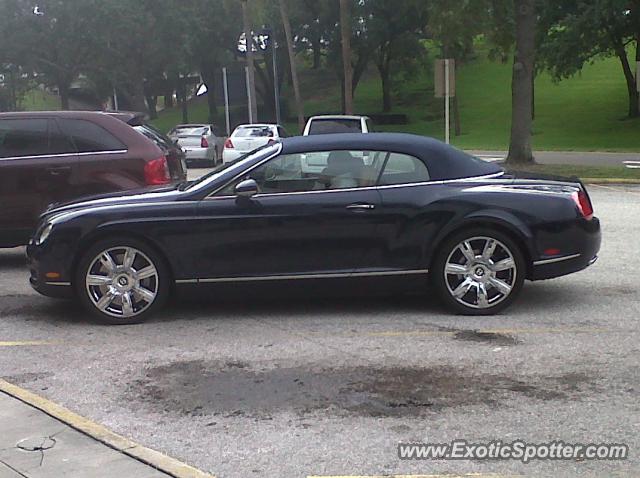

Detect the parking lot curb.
[{"left": 0, "top": 378, "right": 216, "bottom": 478}]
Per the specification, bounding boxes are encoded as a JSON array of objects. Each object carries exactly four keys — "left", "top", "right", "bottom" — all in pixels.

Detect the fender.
[{"left": 425, "top": 208, "right": 536, "bottom": 270}]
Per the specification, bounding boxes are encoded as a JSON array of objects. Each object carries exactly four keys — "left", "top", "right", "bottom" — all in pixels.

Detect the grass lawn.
[
  {"left": 150, "top": 49, "right": 640, "bottom": 152},
  {"left": 20, "top": 89, "right": 61, "bottom": 111}
]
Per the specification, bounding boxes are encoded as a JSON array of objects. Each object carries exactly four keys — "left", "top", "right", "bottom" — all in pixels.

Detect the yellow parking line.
[
  {"left": 0, "top": 340, "right": 57, "bottom": 347},
  {"left": 0, "top": 379, "right": 216, "bottom": 478}
]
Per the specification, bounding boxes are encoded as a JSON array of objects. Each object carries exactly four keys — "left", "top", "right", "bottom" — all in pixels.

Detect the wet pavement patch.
[
  {"left": 126, "top": 360, "right": 595, "bottom": 418},
  {"left": 453, "top": 329, "right": 521, "bottom": 346}
]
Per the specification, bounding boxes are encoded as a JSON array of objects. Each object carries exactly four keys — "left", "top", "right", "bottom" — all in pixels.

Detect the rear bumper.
[
  {"left": 530, "top": 217, "right": 601, "bottom": 280},
  {"left": 222, "top": 150, "right": 245, "bottom": 164},
  {"left": 184, "top": 147, "right": 215, "bottom": 162}
]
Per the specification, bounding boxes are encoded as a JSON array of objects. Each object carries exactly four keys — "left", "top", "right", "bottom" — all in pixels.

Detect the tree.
[
  {"left": 507, "top": 0, "right": 536, "bottom": 164},
  {"left": 428, "top": 0, "right": 491, "bottom": 135},
  {"left": 364, "top": 0, "right": 428, "bottom": 112},
  {"left": 279, "top": 0, "right": 305, "bottom": 131},
  {"left": 538, "top": 0, "right": 640, "bottom": 118},
  {"left": 241, "top": 0, "right": 259, "bottom": 122},
  {"left": 339, "top": 0, "right": 354, "bottom": 114}
]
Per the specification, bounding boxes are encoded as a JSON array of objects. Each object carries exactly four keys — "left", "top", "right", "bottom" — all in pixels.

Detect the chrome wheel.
[
  {"left": 85, "top": 247, "right": 159, "bottom": 319},
  {"left": 444, "top": 236, "right": 518, "bottom": 310}
]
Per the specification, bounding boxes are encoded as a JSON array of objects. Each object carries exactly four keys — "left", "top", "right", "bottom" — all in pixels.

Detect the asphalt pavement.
[
  {"left": 469, "top": 150, "right": 640, "bottom": 168},
  {"left": 0, "top": 185, "right": 638, "bottom": 478}
]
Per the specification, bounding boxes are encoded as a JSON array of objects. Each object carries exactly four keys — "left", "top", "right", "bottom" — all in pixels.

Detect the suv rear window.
[
  {"left": 308, "top": 119, "right": 362, "bottom": 135},
  {"left": 59, "top": 119, "right": 126, "bottom": 153},
  {"left": 0, "top": 119, "right": 50, "bottom": 158}
]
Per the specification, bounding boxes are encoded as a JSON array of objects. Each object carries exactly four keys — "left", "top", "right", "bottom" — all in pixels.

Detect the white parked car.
[
  {"left": 223, "top": 124, "right": 290, "bottom": 164},
  {"left": 167, "top": 124, "right": 225, "bottom": 166},
  {"left": 303, "top": 115, "right": 372, "bottom": 136}
]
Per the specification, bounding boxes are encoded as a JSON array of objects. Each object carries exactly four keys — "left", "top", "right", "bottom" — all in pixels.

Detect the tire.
[
  {"left": 75, "top": 237, "right": 171, "bottom": 325},
  {"left": 431, "top": 228, "right": 525, "bottom": 315}
]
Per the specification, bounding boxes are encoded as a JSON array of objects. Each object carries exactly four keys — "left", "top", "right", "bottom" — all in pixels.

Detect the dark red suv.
[{"left": 0, "top": 111, "right": 187, "bottom": 247}]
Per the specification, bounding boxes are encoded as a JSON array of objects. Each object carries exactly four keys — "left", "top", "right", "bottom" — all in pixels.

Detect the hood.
[{"left": 43, "top": 185, "right": 182, "bottom": 218}]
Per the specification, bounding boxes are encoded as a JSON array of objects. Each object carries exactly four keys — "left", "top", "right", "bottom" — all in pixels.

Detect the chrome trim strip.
[
  {"left": 0, "top": 150, "right": 127, "bottom": 161},
  {"left": 533, "top": 253, "right": 581, "bottom": 266},
  {"left": 45, "top": 282, "right": 72, "bottom": 286},
  {"left": 177, "top": 269, "right": 430, "bottom": 284},
  {"left": 206, "top": 171, "right": 505, "bottom": 200}
]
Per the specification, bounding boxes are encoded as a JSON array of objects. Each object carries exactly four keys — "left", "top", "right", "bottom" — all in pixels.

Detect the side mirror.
[{"left": 235, "top": 179, "right": 258, "bottom": 198}]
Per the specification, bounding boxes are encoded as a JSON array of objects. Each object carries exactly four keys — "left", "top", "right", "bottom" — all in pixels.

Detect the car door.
[
  {"left": 373, "top": 152, "right": 442, "bottom": 271},
  {"left": 0, "top": 118, "right": 78, "bottom": 245},
  {"left": 191, "top": 149, "right": 385, "bottom": 280}
]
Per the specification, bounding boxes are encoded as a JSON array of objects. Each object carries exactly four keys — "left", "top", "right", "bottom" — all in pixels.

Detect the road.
[
  {"left": 469, "top": 150, "right": 640, "bottom": 168},
  {"left": 0, "top": 185, "right": 638, "bottom": 478}
]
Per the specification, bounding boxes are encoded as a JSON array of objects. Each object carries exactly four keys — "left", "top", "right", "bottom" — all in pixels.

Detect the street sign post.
[{"left": 435, "top": 59, "right": 455, "bottom": 144}]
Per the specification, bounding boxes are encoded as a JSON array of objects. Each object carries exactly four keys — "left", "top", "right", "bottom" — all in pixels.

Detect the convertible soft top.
[{"left": 280, "top": 133, "right": 502, "bottom": 181}]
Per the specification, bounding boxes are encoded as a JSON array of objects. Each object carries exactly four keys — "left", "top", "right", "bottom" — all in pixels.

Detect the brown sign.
[{"left": 434, "top": 59, "right": 456, "bottom": 98}]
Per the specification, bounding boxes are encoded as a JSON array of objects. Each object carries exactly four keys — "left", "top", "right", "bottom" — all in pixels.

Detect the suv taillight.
[
  {"left": 201, "top": 136, "right": 209, "bottom": 148},
  {"left": 144, "top": 156, "right": 170, "bottom": 185},
  {"left": 224, "top": 138, "right": 234, "bottom": 149},
  {"left": 572, "top": 190, "right": 594, "bottom": 220}
]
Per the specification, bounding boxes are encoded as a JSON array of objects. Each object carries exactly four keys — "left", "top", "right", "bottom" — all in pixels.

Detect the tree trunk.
[
  {"left": 200, "top": 63, "right": 219, "bottom": 123},
  {"left": 241, "top": 0, "right": 258, "bottom": 123},
  {"left": 614, "top": 38, "right": 639, "bottom": 118},
  {"left": 312, "top": 39, "right": 322, "bottom": 69},
  {"left": 452, "top": 95, "right": 461, "bottom": 136},
  {"left": 339, "top": 0, "right": 354, "bottom": 114},
  {"left": 507, "top": 0, "right": 536, "bottom": 165},
  {"left": 377, "top": 61, "right": 392, "bottom": 112},
  {"left": 59, "top": 83, "right": 70, "bottom": 110},
  {"left": 280, "top": 0, "right": 305, "bottom": 132},
  {"left": 164, "top": 90, "right": 174, "bottom": 108},
  {"left": 146, "top": 95, "right": 158, "bottom": 119}
]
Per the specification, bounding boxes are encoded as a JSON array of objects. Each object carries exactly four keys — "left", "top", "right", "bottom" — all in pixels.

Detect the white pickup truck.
[
  {"left": 302, "top": 115, "right": 372, "bottom": 136},
  {"left": 301, "top": 115, "right": 373, "bottom": 173}
]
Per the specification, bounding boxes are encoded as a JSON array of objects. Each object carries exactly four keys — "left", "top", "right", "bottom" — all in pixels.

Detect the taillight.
[
  {"left": 201, "top": 136, "right": 209, "bottom": 148},
  {"left": 267, "top": 139, "right": 277, "bottom": 145},
  {"left": 144, "top": 156, "right": 170, "bottom": 186},
  {"left": 224, "top": 138, "right": 234, "bottom": 149},
  {"left": 572, "top": 190, "right": 593, "bottom": 220}
]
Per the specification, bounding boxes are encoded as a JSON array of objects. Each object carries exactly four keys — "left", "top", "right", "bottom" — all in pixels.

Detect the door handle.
[{"left": 346, "top": 203, "right": 376, "bottom": 210}]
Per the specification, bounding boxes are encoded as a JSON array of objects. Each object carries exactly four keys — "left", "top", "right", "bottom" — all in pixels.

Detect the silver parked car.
[{"left": 167, "top": 124, "right": 225, "bottom": 166}]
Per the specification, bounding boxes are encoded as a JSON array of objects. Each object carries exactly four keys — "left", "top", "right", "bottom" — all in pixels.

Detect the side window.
[
  {"left": 48, "top": 119, "right": 77, "bottom": 155},
  {"left": 378, "top": 153, "right": 430, "bottom": 186},
  {"left": 0, "top": 119, "right": 49, "bottom": 158},
  {"left": 217, "top": 150, "right": 387, "bottom": 196},
  {"left": 277, "top": 126, "right": 289, "bottom": 138},
  {"left": 59, "top": 119, "right": 126, "bottom": 153}
]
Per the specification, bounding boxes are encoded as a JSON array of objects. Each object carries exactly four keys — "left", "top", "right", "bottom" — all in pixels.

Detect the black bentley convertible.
[{"left": 27, "top": 133, "right": 600, "bottom": 324}]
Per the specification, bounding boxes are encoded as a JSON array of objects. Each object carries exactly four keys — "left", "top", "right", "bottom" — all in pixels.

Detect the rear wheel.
[
  {"left": 432, "top": 229, "right": 525, "bottom": 315},
  {"left": 75, "top": 238, "right": 170, "bottom": 325}
]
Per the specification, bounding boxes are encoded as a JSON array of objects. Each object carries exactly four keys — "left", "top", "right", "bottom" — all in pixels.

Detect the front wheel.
[
  {"left": 75, "top": 238, "right": 170, "bottom": 325},
  {"left": 432, "top": 229, "right": 525, "bottom": 315}
]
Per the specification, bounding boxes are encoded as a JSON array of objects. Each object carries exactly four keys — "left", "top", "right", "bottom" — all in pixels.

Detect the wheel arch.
[
  {"left": 71, "top": 227, "right": 176, "bottom": 287},
  {"left": 427, "top": 210, "right": 535, "bottom": 278}
]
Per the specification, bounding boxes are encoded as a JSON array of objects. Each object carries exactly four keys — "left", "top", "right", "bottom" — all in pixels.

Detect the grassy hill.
[{"left": 151, "top": 51, "right": 640, "bottom": 152}]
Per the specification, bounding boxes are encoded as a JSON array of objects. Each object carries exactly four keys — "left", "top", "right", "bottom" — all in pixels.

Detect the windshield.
[
  {"left": 308, "top": 119, "right": 362, "bottom": 135},
  {"left": 233, "top": 126, "right": 275, "bottom": 138},
  {"left": 182, "top": 143, "right": 280, "bottom": 191}
]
